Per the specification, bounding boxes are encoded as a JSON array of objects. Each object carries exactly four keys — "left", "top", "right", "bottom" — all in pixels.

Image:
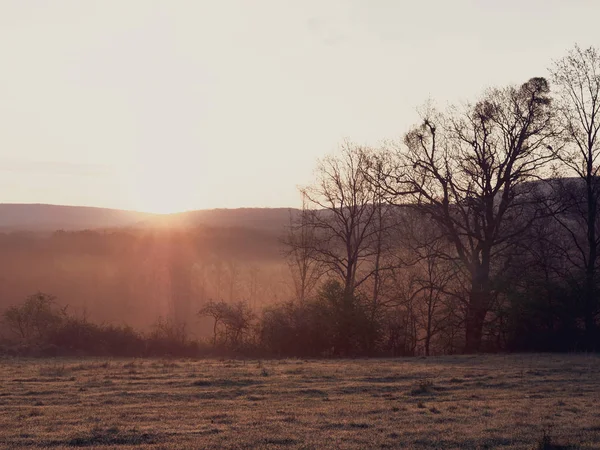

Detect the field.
[{"left": 0, "top": 355, "right": 599, "bottom": 449}]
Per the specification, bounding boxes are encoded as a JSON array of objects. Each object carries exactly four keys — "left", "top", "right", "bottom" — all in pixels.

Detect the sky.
[{"left": 0, "top": 0, "right": 599, "bottom": 213}]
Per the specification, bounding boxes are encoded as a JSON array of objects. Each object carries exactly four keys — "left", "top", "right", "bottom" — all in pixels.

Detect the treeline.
[
  {"left": 0, "top": 226, "right": 289, "bottom": 331},
  {"left": 273, "top": 45, "right": 600, "bottom": 356},
  {"left": 0, "top": 293, "right": 201, "bottom": 357},
  {"left": 2, "top": 45, "right": 600, "bottom": 358}
]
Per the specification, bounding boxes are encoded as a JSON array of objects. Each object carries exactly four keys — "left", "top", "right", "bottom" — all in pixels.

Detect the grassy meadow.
[{"left": 0, "top": 355, "right": 599, "bottom": 449}]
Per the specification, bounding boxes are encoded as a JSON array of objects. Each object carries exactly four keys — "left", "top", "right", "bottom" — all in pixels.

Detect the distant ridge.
[
  {"left": 138, "top": 207, "right": 298, "bottom": 232},
  {"left": 0, "top": 204, "right": 155, "bottom": 231},
  {"left": 0, "top": 178, "right": 582, "bottom": 232},
  {"left": 0, "top": 203, "right": 298, "bottom": 232}
]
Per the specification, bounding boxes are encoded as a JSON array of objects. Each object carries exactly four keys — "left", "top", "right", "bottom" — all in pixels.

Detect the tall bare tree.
[
  {"left": 379, "top": 78, "right": 556, "bottom": 352},
  {"left": 298, "top": 142, "right": 386, "bottom": 299},
  {"left": 551, "top": 45, "right": 600, "bottom": 348},
  {"left": 284, "top": 193, "right": 324, "bottom": 302},
  {"left": 410, "top": 235, "right": 457, "bottom": 356}
]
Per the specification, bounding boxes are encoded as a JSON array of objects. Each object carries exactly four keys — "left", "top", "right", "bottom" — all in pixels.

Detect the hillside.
[
  {"left": 0, "top": 204, "right": 298, "bottom": 233},
  {"left": 0, "top": 204, "right": 155, "bottom": 231},
  {"left": 0, "top": 204, "right": 298, "bottom": 328},
  {"left": 137, "top": 207, "right": 298, "bottom": 232}
]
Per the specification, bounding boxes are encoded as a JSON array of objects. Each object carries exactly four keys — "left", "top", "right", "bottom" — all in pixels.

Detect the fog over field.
[{"left": 0, "top": 205, "right": 294, "bottom": 335}]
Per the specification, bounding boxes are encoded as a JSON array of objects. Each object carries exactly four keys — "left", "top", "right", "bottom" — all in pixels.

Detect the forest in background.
[
  {"left": 2, "top": 45, "right": 600, "bottom": 358},
  {"left": 0, "top": 225, "right": 291, "bottom": 330}
]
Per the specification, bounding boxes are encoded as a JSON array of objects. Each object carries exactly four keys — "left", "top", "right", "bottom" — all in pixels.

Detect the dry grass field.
[{"left": 0, "top": 355, "right": 599, "bottom": 449}]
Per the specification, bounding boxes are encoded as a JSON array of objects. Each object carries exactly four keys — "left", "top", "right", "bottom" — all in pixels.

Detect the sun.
[
  {"left": 133, "top": 185, "right": 192, "bottom": 214},
  {"left": 121, "top": 164, "right": 199, "bottom": 215},
  {"left": 140, "top": 201, "right": 184, "bottom": 215}
]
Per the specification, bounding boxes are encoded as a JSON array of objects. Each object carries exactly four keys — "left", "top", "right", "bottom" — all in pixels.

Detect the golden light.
[{"left": 120, "top": 160, "right": 199, "bottom": 214}]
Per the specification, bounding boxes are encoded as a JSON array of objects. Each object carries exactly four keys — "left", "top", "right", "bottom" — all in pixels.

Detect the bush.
[
  {"left": 0, "top": 294, "right": 206, "bottom": 358},
  {"left": 145, "top": 316, "right": 201, "bottom": 357},
  {"left": 198, "top": 300, "right": 255, "bottom": 350},
  {"left": 2, "top": 293, "right": 66, "bottom": 343},
  {"left": 47, "top": 319, "right": 146, "bottom": 356},
  {"left": 259, "top": 280, "right": 377, "bottom": 357}
]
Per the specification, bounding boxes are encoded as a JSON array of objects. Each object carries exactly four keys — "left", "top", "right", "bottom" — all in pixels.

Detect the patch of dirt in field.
[{"left": 0, "top": 355, "right": 599, "bottom": 449}]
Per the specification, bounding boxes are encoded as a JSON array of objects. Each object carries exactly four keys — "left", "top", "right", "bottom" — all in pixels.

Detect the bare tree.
[
  {"left": 366, "top": 158, "right": 396, "bottom": 315},
  {"left": 298, "top": 142, "right": 390, "bottom": 299},
  {"left": 385, "top": 208, "right": 460, "bottom": 356},
  {"left": 551, "top": 45, "right": 600, "bottom": 348},
  {"left": 198, "top": 300, "right": 229, "bottom": 345},
  {"left": 411, "top": 240, "right": 457, "bottom": 356},
  {"left": 198, "top": 299, "right": 255, "bottom": 348},
  {"left": 284, "top": 193, "right": 324, "bottom": 302},
  {"left": 284, "top": 143, "right": 401, "bottom": 355},
  {"left": 379, "top": 78, "right": 556, "bottom": 352},
  {"left": 2, "top": 293, "right": 66, "bottom": 342}
]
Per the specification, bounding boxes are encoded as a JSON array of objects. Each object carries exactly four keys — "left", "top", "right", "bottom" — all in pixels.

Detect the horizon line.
[{"left": 0, "top": 202, "right": 301, "bottom": 215}]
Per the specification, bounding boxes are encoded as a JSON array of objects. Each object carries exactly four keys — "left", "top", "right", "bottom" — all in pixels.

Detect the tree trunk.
[
  {"left": 464, "top": 260, "right": 491, "bottom": 353},
  {"left": 464, "top": 301, "right": 487, "bottom": 353},
  {"left": 585, "top": 176, "right": 598, "bottom": 350},
  {"left": 213, "top": 319, "right": 218, "bottom": 346},
  {"left": 584, "top": 267, "right": 597, "bottom": 350}
]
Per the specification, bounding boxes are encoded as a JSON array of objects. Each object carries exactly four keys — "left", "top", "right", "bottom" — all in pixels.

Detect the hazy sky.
[{"left": 1, "top": 1, "right": 598, "bottom": 213}]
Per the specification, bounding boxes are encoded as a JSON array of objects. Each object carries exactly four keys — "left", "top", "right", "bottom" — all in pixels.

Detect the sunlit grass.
[{"left": 0, "top": 355, "right": 599, "bottom": 448}]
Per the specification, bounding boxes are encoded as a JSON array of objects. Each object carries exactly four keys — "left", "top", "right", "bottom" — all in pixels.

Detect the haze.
[{"left": 0, "top": 0, "right": 598, "bottom": 213}]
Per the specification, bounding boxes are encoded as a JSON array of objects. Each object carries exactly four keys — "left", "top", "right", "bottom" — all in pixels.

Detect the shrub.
[
  {"left": 2, "top": 293, "right": 66, "bottom": 343},
  {"left": 259, "top": 280, "right": 378, "bottom": 357},
  {"left": 47, "top": 319, "right": 146, "bottom": 356},
  {"left": 0, "top": 293, "right": 207, "bottom": 357},
  {"left": 198, "top": 300, "right": 255, "bottom": 350},
  {"left": 146, "top": 316, "right": 200, "bottom": 357}
]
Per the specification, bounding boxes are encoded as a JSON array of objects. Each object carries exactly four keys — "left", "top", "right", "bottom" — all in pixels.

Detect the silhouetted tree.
[
  {"left": 298, "top": 143, "right": 385, "bottom": 299},
  {"left": 378, "top": 78, "right": 556, "bottom": 352},
  {"left": 198, "top": 300, "right": 255, "bottom": 349},
  {"left": 288, "top": 143, "right": 402, "bottom": 354},
  {"left": 2, "top": 293, "right": 66, "bottom": 342},
  {"left": 551, "top": 45, "right": 600, "bottom": 349},
  {"left": 412, "top": 242, "right": 456, "bottom": 356},
  {"left": 284, "top": 193, "right": 324, "bottom": 302}
]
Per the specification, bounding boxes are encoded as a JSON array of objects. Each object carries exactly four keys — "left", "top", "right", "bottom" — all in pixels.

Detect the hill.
[
  {"left": 0, "top": 204, "right": 298, "bottom": 233},
  {"left": 137, "top": 207, "right": 298, "bottom": 232},
  {"left": 0, "top": 204, "right": 155, "bottom": 231}
]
